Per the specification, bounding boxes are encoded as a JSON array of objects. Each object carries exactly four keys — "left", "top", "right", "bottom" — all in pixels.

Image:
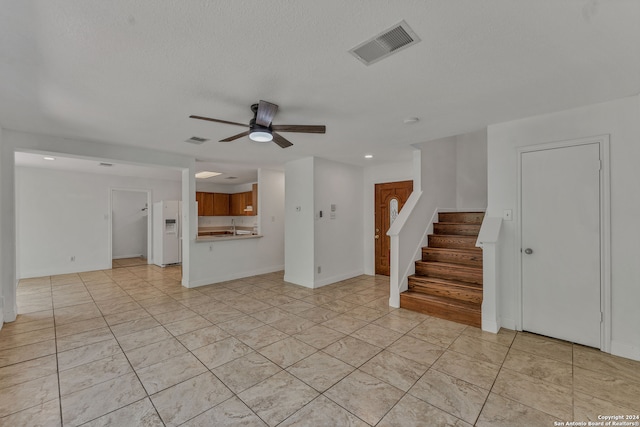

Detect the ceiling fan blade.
[
  {"left": 271, "top": 124, "right": 326, "bottom": 134},
  {"left": 219, "top": 131, "right": 250, "bottom": 142},
  {"left": 255, "top": 100, "right": 278, "bottom": 127},
  {"left": 190, "top": 115, "right": 248, "bottom": 128},
  {"left": 272, "top": 132, "right": 293, "bottom": 149}
]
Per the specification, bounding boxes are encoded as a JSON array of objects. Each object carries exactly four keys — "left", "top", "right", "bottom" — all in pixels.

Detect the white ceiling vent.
[
  {"left": 185, "top": 136, "right": 209, "bottom": 145},
  {"left": 349, "top": 20, "right": 420, "bottom": 66}
]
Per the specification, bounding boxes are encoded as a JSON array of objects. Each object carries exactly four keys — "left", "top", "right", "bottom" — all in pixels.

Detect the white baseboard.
[
  {"left": 113, "top": 254, "right": 144, "bottom": 260},
  {"left": 611, "top": 340, "right": 640, "bottom": 362},
  {"left": 481, "top": 318, "right": 500, "bottom": 334},
  {"left": 312, "top": 269, "right": 365, "bottom": 289},
  {"left": 187, "top": 264, "right": 285, "bottom": 288},
  {"left": 1, "top": 295, "right": 17, "bottom": 324},
  {"left": 282, "top": 274, "right": 313, "bottom": 289},
  {"left": 498, "top": 316, "right": 517, "bottom": 331},
  {"left": 19, "top": 262, "right": 112, "bottom": 279}
]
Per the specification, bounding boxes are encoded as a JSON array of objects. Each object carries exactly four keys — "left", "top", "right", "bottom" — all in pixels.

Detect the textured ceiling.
[{"left": 1, "top": 0, "right": 639, "bottom": 170}]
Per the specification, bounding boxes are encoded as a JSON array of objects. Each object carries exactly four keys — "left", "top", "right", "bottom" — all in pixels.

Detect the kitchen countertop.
[
  {"left": 196, "top": 225, "right": 260, "bottom": 241},
  {"left": 196, "top": 234, "right": 262, "bottom": 242}
]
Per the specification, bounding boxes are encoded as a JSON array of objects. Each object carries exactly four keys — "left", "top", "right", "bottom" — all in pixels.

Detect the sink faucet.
[{"left": 231, "top": 219, "right": 236, "bottom": 235}]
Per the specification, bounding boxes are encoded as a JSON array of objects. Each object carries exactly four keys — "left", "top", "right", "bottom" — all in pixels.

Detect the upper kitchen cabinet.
[
  {"left": 251, "top": 183, "right": 258, "bottom": 216},
  {"left": 196, "top": 184, "right": 257, "bottom": 216},
  {"left": 203, "top": 192, "right": 215, "bottom": 216},
  {"left": 213, "top": 193, "right": 230, "bottom": 216},
  {"left": 229, "top": 192, "right": 246, "bottom": 216},
  {"left": 196, "top": 192, "right": 205, "bottom": 216}
]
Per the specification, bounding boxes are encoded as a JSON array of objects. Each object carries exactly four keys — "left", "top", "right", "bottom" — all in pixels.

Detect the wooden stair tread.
[
  {"left": 416, "top": 261, "right": 482, "bottom": 272},
  {"left": 408, "top": 275, "right": 482, "bottom": 290},
  {"left": 400, "top": 291, "right": 481, "bottom": 327},
  {"left": 430, "top": 234, "right": 477, "bottom": 239},
  {"left": 423, "top": 247, "right": 482, "bottom": 254},
  {"left": 438, "top": 212, "right": 485, "bottom": 224},
  {"left": 422, "top": 247, "right": 483, "bottom": 267},
  {"left": 401, "top": 291, "right": 480, "bottom": 309},
  {"left": 402, "top": 211, "right": 485, "bottom": 327},
  {"left": 408, "top": 275, "right": 483, "bottom": 304}
]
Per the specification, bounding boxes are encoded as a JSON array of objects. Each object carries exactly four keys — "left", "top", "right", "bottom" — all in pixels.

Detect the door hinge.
[
  {"left": 600, "top": 312, "right": 603, "bottom": 323},
  {"left": 597, "top": 160, "right": 601, "bottom": 171}
]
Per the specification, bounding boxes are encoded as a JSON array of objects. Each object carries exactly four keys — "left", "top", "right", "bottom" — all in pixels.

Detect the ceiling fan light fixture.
[{"left": 249, "top": 131, "right": 273, "bottom": 142}]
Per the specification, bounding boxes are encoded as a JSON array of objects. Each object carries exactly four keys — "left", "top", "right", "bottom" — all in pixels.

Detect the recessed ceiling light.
[
  {"left": 195, "top": 171, "right": 222, "bottom": 179},
  {"left": 365, "top": 154, "right": 374, "bottom": 159},
  {"left": 403, "top": 117, "right": 420, "bottom": 124},
  {"left": 43, "top": 156, "right": 55, "bottom": 161}
]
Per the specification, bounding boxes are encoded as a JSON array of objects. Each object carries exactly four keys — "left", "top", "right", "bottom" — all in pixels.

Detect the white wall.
[
  {"left": 196, "top": 182, "right": 254, "bottom": 193},
  {"left": 388, "top": 141, "right": 458, "bottom": 306},
  {"left": 487, "top": 95, "right": 640, "bottom": 361},
  {"left": 112, "top": 190, "right": 148, "bottom": 259},
  {"left": 456, "top": 129, "right": 488, "bottom": 210},
  {"left": 188, "top": 168, "right": 285, "bottom": 286},
  {"left": 285, "top": 157, "right": 364, "bottom": 288},
  {"left": 284, "top": 158, "right": 315, "bottom": 286},
  {"left": 0, "top": 127, "right": 17, "bottom": 325},
  {"left": 16, "top": 166, "right": 181, "bottom": 277},
  {"left": 362, "top": 161, "right": 414, "bottom": 275},
  {"left": 313, "top": 157, "right": 364, "bottom": 286}
]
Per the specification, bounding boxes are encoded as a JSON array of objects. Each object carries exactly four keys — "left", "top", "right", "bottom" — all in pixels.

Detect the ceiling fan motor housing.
[{"left": 248, "top": 118, "right": 273, "bottom": 142}]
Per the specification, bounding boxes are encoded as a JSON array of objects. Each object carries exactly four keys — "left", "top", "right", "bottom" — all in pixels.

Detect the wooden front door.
[{"left": 375, "top": 180, "right": 413, "bottom": 275}]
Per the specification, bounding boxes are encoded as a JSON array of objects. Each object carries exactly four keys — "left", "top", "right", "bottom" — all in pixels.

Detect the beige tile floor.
[
  {"left": 1, "top": 261, "right": 639, "bottom": 426},
  {"left": 112, "top": 257, "right": 148, "bottom": 269}
]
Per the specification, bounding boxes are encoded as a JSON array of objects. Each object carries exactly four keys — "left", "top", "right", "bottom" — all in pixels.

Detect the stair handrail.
[
  {"left": 475, "top": 216, "right": 503, "bottom": 333},
  {"left": 387, "top": 190, "right": 430, "bottom": 308}
]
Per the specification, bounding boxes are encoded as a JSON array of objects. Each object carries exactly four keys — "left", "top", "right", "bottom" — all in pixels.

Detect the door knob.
[
  {"left": 375, "top": 235, "right": 379, "bottom": 239},
  {"left": 524, "top": 248, "right": 533, "bottom": 254}
]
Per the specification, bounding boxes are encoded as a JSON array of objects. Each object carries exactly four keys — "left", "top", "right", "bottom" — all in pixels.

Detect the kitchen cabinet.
[
  {"left": 251, "top": 183, "right": 258, "bottom": 216},
  {"left": 213, "top": 193, "right": 230, "bottom": 216},
  {"left": 195, "top": 192, "right": 205, "bottom": 216},
  {"left": 195, "top": 184, "right": 257, "bottom": 216},
  {"left": 203, "top": 192, "right": 214, "bottom": 216},
  {"left": 230, "top": 192, "right": 245, "bottom": 216}
]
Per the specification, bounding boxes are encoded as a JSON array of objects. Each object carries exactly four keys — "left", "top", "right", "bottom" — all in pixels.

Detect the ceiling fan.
[{"left": 190, "top": 100, "right": 326, "bottom": 148}]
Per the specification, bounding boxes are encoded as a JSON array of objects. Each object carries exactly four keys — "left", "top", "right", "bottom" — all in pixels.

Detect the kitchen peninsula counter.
[{"left": 196, "top": 226, "right": 261, "bottom": 242}]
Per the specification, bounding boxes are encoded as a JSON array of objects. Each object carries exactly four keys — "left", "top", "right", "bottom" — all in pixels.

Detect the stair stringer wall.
[{"left": 389, "top": 139, "right": 457, "bottom": 307}]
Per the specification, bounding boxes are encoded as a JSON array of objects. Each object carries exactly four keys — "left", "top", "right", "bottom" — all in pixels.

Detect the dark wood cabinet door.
[
  {"left": 203, "top": 192, "right": 215, "bottom": 216},
  {"left": 230, "top": 193, "right": 244, "bottom": 216},
  {"left": 213, "top": 193, "right": 230, "bottom": 216},
  {"left": 195, "top": 192, "right": 205, "bottom": 216}
]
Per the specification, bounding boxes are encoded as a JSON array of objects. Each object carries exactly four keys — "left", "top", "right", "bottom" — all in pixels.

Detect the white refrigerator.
[{"left": 153, "top": 200, "right": 181, "bottom": 267}]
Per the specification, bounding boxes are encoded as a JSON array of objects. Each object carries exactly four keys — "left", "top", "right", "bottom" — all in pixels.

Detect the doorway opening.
[{"left": 110, "top": 188, "right": 152, "bottom": 269}]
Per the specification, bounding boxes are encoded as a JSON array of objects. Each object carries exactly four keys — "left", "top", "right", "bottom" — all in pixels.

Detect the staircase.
[{"left": 400, "top": 212, "right": 484, "bottom": 327}]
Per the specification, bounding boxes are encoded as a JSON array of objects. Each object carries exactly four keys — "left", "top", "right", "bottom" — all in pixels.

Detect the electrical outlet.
[
  {"left": 70, "top": 256, "right": 75, "bottom": 262},
  {"left": 317, "top": 266, "right": 321, "bottom": 274},
  {"left": 209, "top": 244, "right": 213, "bottom": 252}
]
